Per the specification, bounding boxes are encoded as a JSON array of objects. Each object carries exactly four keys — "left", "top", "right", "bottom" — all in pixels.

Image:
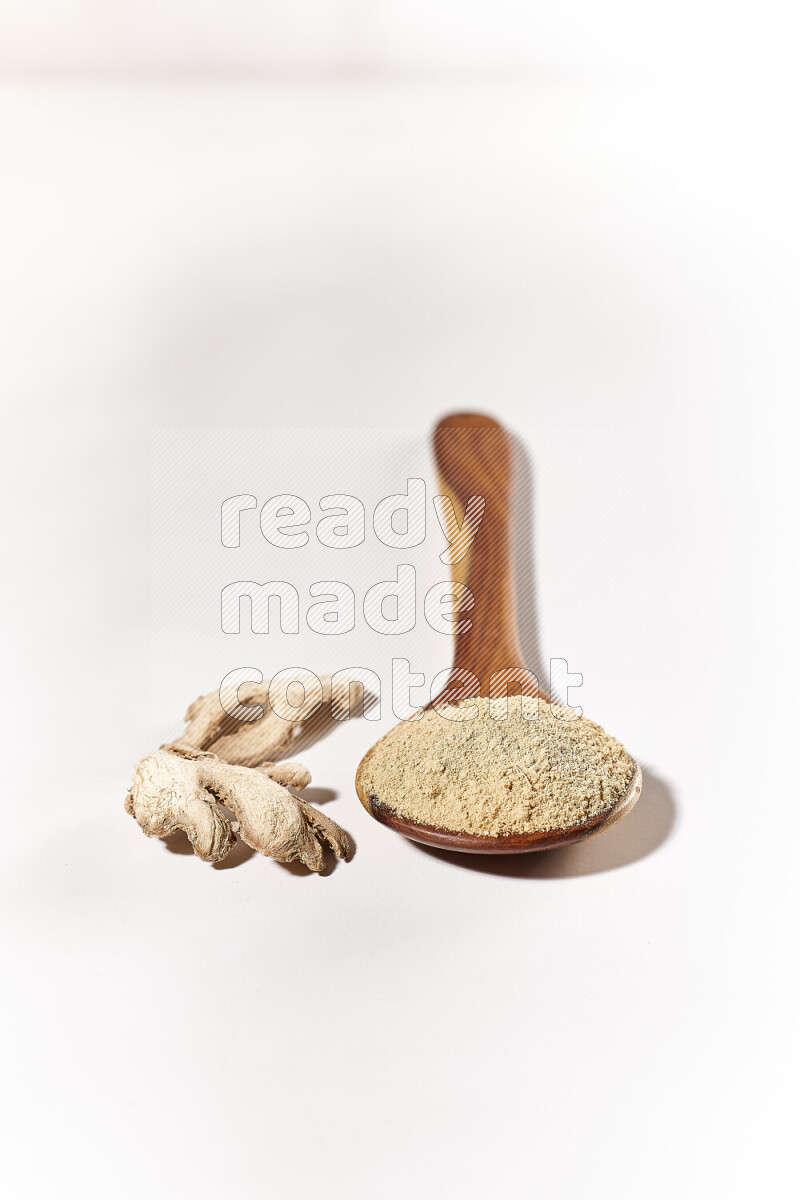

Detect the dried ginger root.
[
  {"left": 125, "top": 676, "right": 358, "bottom": 872},
  {"left": 126, "top": 744, "right": 237, "bottom": 862},
  {"left": 183, "top": 675, "right": 363, "bottom": 767},
  {"left": 125, "top": 745, "right": 349, "bottom": 871}
]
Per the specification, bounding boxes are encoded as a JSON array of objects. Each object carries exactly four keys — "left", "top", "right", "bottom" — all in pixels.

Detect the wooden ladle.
[{"left": 355, "top": 412, "right": 642, "bottom": 854}]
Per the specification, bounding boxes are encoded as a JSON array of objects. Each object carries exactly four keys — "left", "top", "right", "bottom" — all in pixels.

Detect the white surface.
[
  {"left": 0, "top": 1, "right": 794, "bottom": 75},
  {"left": 1, "top": 75, "right": 797, "bottom": 1199}
]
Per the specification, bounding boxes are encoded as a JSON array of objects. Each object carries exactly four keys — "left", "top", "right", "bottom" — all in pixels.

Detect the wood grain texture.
[{"left": 431, "top": 412, "right": 548, "bottom": 706}]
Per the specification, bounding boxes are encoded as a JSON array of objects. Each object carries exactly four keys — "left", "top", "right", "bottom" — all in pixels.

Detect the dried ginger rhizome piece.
[
  {"left": 183, "top": 675, "right": 362, "bottom": 766},
  {"left": 125, "top": 676, "right": 358, "bottom": 872}
]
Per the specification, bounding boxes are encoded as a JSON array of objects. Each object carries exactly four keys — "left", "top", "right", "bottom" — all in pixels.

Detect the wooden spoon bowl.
[{"left": 355, "top": 412, "right": 642, "bottom": 854}]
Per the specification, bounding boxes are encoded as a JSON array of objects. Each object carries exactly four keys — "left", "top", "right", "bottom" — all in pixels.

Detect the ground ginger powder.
[{"left": 358, "top": 695, "right": 636, "bottom": 836}]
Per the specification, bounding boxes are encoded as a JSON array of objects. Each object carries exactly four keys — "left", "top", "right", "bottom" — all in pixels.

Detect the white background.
[
  {"left": 0, "top": 1, "right": 796, "bottom": 77},
  {"left": 1, "top": 6, "right": 798, "bottom": 1198}
]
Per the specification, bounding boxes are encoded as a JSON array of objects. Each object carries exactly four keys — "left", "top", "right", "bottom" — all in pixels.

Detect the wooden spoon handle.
[{"left": 433, "top": 413, "right": 540, "bottom": 702}]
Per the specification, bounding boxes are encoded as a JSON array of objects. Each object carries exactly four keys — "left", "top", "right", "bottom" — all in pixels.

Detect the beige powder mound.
[{"left": 358, "top": 695, "right": 636, "bottom": 836}]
